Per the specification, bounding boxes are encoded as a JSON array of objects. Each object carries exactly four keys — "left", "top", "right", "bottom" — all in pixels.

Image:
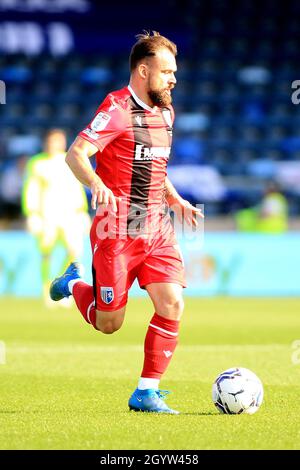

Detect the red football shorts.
[{"left": 90, "top": 218, "right": 186, "bottom": 312}]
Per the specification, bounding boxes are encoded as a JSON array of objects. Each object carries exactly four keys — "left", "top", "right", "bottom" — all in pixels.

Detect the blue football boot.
[
  {"left": 128, "top": 389, "right": 179, "bottom": 414},
  {"left": 49, "top": 262, "right": 83, "bottom": 301}
]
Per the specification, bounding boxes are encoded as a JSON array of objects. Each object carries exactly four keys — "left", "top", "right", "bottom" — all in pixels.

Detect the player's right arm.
[{"left": 66, "top": 136, "right": 117, "bottom": 211}]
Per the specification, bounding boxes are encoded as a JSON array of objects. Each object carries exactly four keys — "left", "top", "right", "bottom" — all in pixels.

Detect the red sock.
[
  {"left": 72, "top": 282, "right": 97, "bottom": 329},
  {"left": 141, "top": 313, "right": 180, "bottom": 380}
]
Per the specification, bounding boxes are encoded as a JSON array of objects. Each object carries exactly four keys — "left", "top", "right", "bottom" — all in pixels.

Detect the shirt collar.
[{"left": 127, "top": 84, "right": 157, "bottom": 114}]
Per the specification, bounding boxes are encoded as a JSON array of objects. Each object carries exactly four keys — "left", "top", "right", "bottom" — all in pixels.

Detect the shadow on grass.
[
  {"left": 180, "top": 411, "right": 219, "bottom": 416},
  {"left": 0, "top": 410, "right": 18, "bottom": 414},
  {"left": 125, "top": 410, "right": 219, "bottom": 416}
]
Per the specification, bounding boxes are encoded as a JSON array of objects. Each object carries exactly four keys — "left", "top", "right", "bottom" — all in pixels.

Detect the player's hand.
[
  {"left": 90, "top": 179, "right": 117, "bottom": 212},
  {"left": 170, "top": 198, "right": 204, "bottom": 227}
]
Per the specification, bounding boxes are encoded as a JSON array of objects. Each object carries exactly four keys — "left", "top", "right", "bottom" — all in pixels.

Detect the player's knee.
[
  {"left": 172, "top": 297, "right": 184, "bottom": 318},
  {"left": 97, "top": 321, "right": 121, "bottom": 334},
  {"left": 160, "top": 296, "right": 184, "bottom": 320},
  {"left": 101, "top": 324, "right": 119, "bottom": 334},
  {"left": 95, "top": 314, "right": 125, "bottom": 334},
  {"left": 95, "top": 307, "right": 126, "bottom": 333}
]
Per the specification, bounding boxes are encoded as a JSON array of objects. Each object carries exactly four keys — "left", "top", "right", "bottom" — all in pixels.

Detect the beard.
[{"left": 148, "top": 88, "right": 173, "bottom": 107}]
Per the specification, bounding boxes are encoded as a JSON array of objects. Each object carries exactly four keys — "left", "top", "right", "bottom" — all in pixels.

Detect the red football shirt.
[{"left": 79, "top": 85, "right": 174, "bottom": 236}]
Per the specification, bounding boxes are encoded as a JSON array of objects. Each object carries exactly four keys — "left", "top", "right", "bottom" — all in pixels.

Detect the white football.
[{"left": 212, "top": 367, "right": 263, "bottom": 415}]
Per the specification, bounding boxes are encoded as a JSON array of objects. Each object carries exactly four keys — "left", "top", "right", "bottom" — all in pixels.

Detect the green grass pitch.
[{"left": 1, "top": 296, "right": 300, "bottom": 450}]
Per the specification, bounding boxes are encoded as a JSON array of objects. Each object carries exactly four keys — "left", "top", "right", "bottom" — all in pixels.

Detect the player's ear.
[{"left": 138, "top": 63, "right": 148, "bottom": 80}]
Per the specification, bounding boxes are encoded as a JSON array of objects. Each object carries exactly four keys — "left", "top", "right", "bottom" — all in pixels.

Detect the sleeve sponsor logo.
[
  {"left": 82, "top": 128, "right": 100, "bottom": 140},
  {"left": 91, "top": 111, "right": 111, "bottom": 131}
]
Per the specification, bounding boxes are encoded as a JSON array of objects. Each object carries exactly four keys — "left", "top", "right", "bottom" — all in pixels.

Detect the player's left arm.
[{"left": 164, "top": 176, "right": 204, "bottom": 226}]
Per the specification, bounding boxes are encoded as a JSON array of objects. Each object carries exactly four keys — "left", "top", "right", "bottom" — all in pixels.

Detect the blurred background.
[{"left": 0, "top": 0, "right": 300, "bottom": 298}]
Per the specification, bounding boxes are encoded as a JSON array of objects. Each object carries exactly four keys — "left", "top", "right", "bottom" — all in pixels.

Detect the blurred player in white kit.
[{"left": 22, "top": 129, "right": 90, "bottom": 306}]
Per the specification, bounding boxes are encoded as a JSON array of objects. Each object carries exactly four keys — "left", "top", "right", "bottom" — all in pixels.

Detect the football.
[{"left": 212, "top": 367, "right": 264, "bottom": 414}]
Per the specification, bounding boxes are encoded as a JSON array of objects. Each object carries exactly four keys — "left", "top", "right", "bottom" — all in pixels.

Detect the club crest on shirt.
[
  {"left": 100, "top": 286, "right": 114, "bottom": 304},
  {"left": 91, "top": 112, "right": 111, "bottom": 131}
]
